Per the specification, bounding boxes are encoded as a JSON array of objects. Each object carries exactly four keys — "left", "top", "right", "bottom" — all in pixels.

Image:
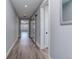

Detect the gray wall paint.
[
  {"left": 49, "top": 0, "right": 72, "bottom": 59},
  {"left": 6, "top": 0, "right": 19, "bottom": 53}
]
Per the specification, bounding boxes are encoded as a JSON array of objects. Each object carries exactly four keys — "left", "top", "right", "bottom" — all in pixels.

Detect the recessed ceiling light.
[
  {"left": 24, "top": 14, "right": 26, "bottom": 16},
  {"left": 25, "top": 5, "right": 28, "bottom": 7}
]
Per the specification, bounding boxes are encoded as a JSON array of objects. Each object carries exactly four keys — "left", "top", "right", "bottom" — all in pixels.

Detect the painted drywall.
[
  {"left": 49, "top": 0, "right": 72, "bottom": 59},
  {"left": 6, "top": 0, "right": 19, "bottom": 54}
]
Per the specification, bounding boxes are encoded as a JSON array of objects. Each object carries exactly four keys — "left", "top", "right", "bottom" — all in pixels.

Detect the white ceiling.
[{"left": 11, "top": 0, "right": 43, "bottom": 18}]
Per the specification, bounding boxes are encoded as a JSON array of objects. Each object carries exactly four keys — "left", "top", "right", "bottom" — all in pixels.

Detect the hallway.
[
  {"left": 6, "top": 0, "right": 72, "bottom": 59},
  {"left": 7, "top": 32, "right": 48, "bottom": 59}
]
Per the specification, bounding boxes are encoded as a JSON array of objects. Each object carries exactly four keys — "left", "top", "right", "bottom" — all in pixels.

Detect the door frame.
[
  {"left": 35, "top": 14, "right": 37, "bottom": 45},
  {"left": 40, "top": 0, "right": 51, "bottom": 59}
]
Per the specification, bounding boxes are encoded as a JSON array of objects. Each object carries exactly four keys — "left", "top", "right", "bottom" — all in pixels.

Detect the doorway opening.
[{"left": 20, "top": 19, "right": 29, "bottom": 39}]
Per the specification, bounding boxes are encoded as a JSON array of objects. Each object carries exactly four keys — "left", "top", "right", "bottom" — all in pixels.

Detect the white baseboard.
[
  {"left": 36, "top": 41, "right": 40, "bottom": 48},
  {"left": 49, "top": 55, "right": 52, "bottom": 59},
  {"left": 6, "top": 38, "right": 18, "bottom": 58}
]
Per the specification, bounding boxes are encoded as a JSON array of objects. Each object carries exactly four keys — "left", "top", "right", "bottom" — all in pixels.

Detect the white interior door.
[
  {"left": 31, "top": 17, "right": 36, "bottom": 42},
  {"left": 40, "top": 0, "right": 49, "bottom": 49},
  {"left": 33, "top": 20, "right": 35, "bottom": 42},
  {"left": 44, "top": 5, "right": 49, "bottom": 48}
]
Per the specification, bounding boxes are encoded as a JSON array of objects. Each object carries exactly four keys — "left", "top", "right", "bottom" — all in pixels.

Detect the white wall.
[
  {"left": 6, "top": 0, "right": 19, "bottom": 54},
  {"left": 49, "top": 0, "right": 72, "bottom": 59}
]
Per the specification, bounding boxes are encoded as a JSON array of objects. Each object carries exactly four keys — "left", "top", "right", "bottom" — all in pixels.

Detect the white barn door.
[{"left": 44, "top": 5, "right": 49, "bottom": 48}]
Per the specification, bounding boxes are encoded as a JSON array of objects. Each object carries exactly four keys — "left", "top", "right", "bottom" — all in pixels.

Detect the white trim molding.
[
  {"left": 36, "top": 41, "right": 40, "bottom": 48},
  {"left": 6, "top": 38, "right": 18, "bottom": 58},
  {"left": 49, "top": 55, "right": 52, "bottom": 59}
]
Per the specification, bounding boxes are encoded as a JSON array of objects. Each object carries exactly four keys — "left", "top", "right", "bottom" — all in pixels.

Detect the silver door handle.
[{"left": 46, "top": 32, "right": 48, "bottom": 34}]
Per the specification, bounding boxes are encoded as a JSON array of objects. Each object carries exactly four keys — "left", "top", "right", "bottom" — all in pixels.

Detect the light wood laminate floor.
[{"left": 7, "top": 32, "right": 48, "bottom": 59}]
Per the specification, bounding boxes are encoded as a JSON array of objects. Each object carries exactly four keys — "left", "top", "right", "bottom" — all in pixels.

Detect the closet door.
[
  {"left": 31, "top": 17, "right": 36, "bottom": 42},
  {"left": 32, "top": 19, "right": 35, "bottom": 42},
  {"left": 44, "top": 5, "right": 49, "bottom": 48}
]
